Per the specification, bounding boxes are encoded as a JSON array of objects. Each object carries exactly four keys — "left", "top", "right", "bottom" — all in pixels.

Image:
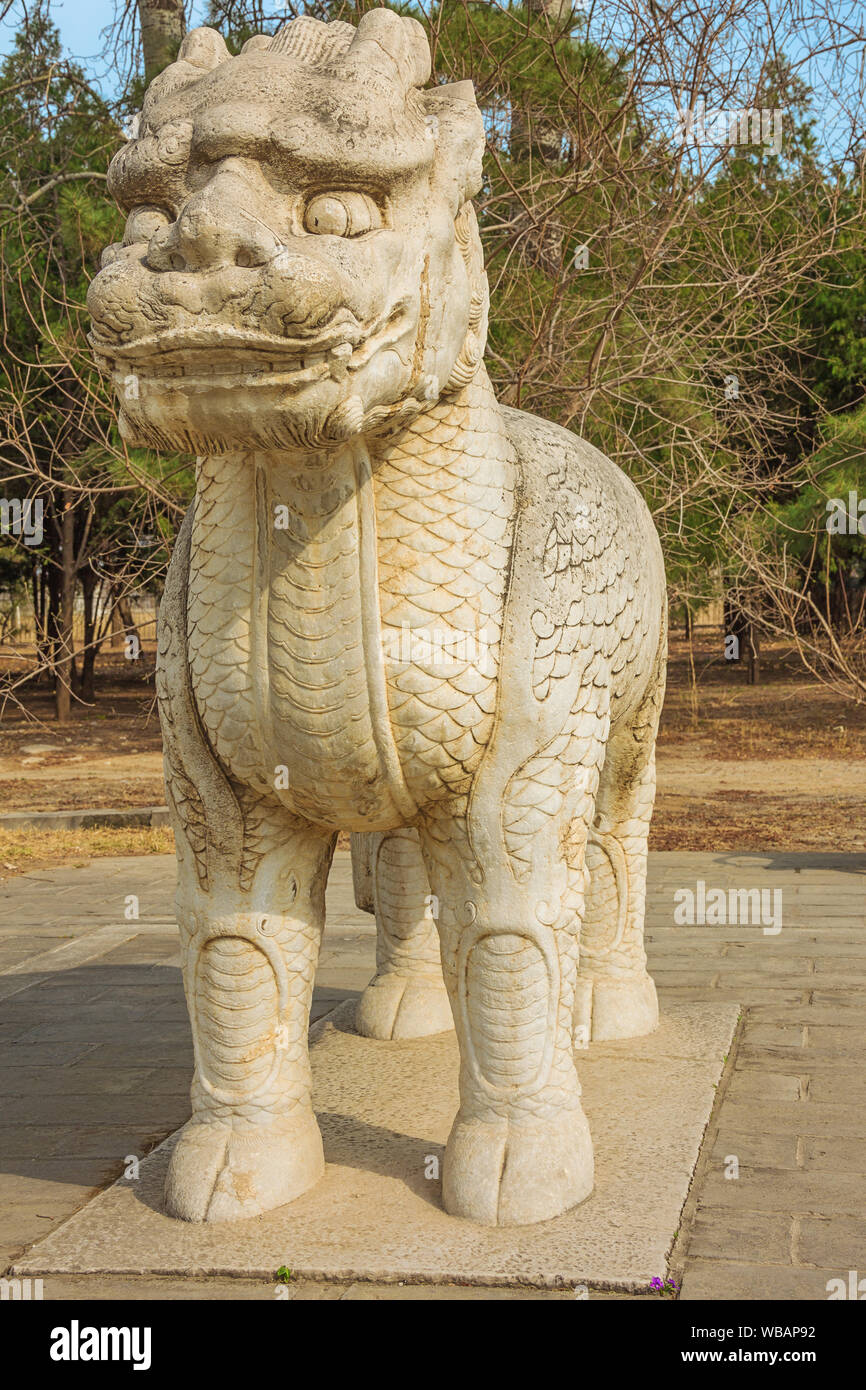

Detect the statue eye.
[{"left": 303, "top": 192, "right": 382, "bottom": 238}]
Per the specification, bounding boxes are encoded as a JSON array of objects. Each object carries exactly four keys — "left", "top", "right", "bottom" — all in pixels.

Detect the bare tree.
[{"left": 3, "top": 0, "right": 866, "bottom": 722}]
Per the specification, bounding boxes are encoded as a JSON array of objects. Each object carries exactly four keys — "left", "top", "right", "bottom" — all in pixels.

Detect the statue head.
[{"left": 88, "top": 10, "right": 488, "bottom": 454}]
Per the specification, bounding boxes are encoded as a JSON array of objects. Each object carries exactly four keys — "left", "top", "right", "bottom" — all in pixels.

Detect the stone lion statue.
[{"left": 89, "top": 10, "right": 667, "bottom": 1228}]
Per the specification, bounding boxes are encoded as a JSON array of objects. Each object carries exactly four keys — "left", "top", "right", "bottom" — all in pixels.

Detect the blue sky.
[
  {"left": 35, "top": 0, "right": 138, "bottom": 62},
  {"left": 0, "top": 1, "right": 210, "bottom": 83}
]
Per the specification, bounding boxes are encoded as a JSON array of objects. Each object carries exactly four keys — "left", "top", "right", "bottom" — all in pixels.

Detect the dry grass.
[
  {"left": 660, "top": 633, "right": 866, "bottom": 760},
  {"left": 0, "top": 825, "right": 175, "bottom": 878}
]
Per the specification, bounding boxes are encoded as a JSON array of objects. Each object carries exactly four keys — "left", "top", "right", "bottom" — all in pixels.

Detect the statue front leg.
[
  {"left": 354, "top": 828, "right": 453, "bottom": 1040},
  {"left": 419, "top": 812, "right": 594, "bottom": 1227},
  {"left": 156, "top": 506, "right": 336, "bottom": 1221},
  {"left": 165, "top": 799, "right": 335, "bottom": 1223}
]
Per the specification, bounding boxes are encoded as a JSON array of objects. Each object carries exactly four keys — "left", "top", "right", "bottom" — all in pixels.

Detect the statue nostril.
[
  {"left": 169, "top": 252, "right": 187, "bottom": 272},
  {"left": 236, "top": 249, "right": 254, "bottom": 268}
]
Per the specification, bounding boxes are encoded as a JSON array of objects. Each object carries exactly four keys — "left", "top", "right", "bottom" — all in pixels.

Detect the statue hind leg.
[
  {"left": 574, "top": 631, "right": 666, "bottom": 1042},
  {"left": 353, "top": 829, "right": 453, "bottom": 1039}
]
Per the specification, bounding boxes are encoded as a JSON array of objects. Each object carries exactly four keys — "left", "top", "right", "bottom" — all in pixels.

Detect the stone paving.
[{"left": 1, "top": 849, "right": 864, "bottom": 1300}]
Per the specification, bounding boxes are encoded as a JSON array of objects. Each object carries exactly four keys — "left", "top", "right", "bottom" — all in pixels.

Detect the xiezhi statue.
[{"left": 89, "top": 10, "right": 667, "bottom": 1227}]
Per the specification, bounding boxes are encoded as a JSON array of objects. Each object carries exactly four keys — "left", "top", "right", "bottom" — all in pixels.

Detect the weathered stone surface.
[
  {"left": 680, "top": 1260, "right": 843, "bottom": 1301},
  {"left": 88, "top": 11, "right": 668, "bottom": 1227},
  {"left": 697, "top": 1170, "right": 866, "bottom": 1215},
  {"left": 687, "top": 1209, "right": 794, "bottom": 1265},
  {"left": 709, "top": 1129, "right": 800, "bottom": 1168},
  {"left": 797, "top": 1217, "right": 866, "bottom": 1268},
  {"left": 725, "top": 1071, "right": 803, "bottom": 1103},
  {"left": 799, "top": 1136, "right": 866, "bottom": 1173},
  {"left": 12, "top": 1000, "right": 736, "bottom": 1288},
  {"left": 686, "top": 1099, "right": 866, "bottom": 1138}
]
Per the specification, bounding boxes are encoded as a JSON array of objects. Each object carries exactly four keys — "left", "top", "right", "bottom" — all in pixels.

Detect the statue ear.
[
  {"left": 139, "top": 26, "right": 229, "bottom": 123},
  {"left": 348, "top": 9, "right": 431, "bottom": 89},
  {"left": 424, "top": 82, "right": 485, "bottom": 207},
  {"left": 443, "top": 201, "right": 489, "bottom": 396},
  {"left": 177, "top": 27, "right": 230, "bottom": 70}
]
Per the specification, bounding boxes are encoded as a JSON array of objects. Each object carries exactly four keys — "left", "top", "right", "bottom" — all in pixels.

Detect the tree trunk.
[
  {"left": 109, "top": 598, "right": 124, "bottom": 651},
  {"left": 54, "top": 493, "right": 76, "bottom": 723},
  {"left": 80, "top": 565, "right": 98, "bottom": 703},
  {"left": 46, "top": 570, "right": 57, "bottom": 686},
  {"left": 120, "top": 594, "right": 143, "bottom": 662},
  {"left": 110, "top": 588, "right": 143, "bottom": 659},
  {"left": 138, "top": 0, "right": 186, "bottom": 86},
  {"left": 32, "top": 562, "right": 50, "bottom": 677},
  {"left": 528, "top": 0, "right": 574, "bottom": 25},
  {"left": 745, "top": 623, "right": 760, "bottom": 685}
]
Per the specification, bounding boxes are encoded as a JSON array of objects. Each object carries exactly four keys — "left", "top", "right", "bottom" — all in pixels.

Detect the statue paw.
[
  {"left": 573, "top": 971, "right": 659, "bottom": 1043},
  {"left": 356, "top": 972, "right": 453, "bottom": 1040},
  {"left": 164, "top": 1111, "right": 324, "bottom": 1223},
  {"left": 442, "top": 1107, "right": 593, "bottom": 1226}
]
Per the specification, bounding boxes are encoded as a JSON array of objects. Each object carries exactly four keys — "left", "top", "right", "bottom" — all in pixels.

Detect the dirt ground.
[
  {"left": 653, "top": 632, "right": 863, "bottom": 852},
  {"left": 0, "top": 634, "right": 862, "bottom": 858}
]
